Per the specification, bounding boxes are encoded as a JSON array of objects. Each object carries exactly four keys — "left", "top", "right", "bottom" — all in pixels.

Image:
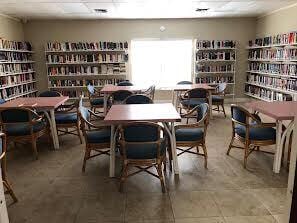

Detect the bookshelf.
[
  {"left": 245, "top": 31, "right": 297, "bottom": 101},
  {"left": 194, "top": 40, "right": 236, "bottom": 98},
  {"left": 45, "top": 41, "right": 129, "bottom": 98},
  {"left": 0, "top": 38, "right": 37, "bottom": 101}
]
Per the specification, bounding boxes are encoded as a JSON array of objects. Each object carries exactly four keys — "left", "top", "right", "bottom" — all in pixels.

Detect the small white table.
[{"left": 104, "top": 103, "right": 181, "bottom": 177}]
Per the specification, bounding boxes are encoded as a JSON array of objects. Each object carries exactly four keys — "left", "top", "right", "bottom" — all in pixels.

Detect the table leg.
[
  {"left": 44, "top": 109, "right": 59, "bottom": 149},
  {"left": 171, "top": 91, "right": 176, "bottom": 106},
  {"left": 104, "top": 93, "right": 108, "bottom": 116},
  {"left": 281, "top": 120, "right": 294, "bottom": 166},
  {"left": 163, "top": 122, "right": 179, "bottom": 175},
  {"left": 273, "top": 120, "right": 283, "bottom": 173},
  {"left": 109, "top": 125, "right": 116, "bottom": 178},
  {"left": 209, "top": 90, "right": 213, "bottom": 119}
]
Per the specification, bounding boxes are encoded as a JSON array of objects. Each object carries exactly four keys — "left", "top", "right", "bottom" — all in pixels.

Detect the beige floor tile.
[
  {"left": 213, "top": 190, "right": 270, "bottom": 217},
  {"left": 224, "top": 215, "right": 277, "bottom": 223},
  {"left": 273, "top": 214, "right": 287, "bottom": 223},
  {"left": 175, "top": 217, "right": 225, "bottom": 223},
  {"left": 170, "top": 191, "right": 221, "bottom": 218}
]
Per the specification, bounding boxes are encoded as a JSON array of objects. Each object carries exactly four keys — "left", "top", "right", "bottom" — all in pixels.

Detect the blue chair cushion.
[
  {"left": 235, "top": 125, "right": 276, "bottom": 141},
  {"left": 90, "top": 98, "right": 104, "bottom": 106},
  {"left": 5, "top": 122, "right": 46, "bottom": 136},
  {"left": 181, "top": 98, "right": 207, "bottom": 108},
  {"left": 175, "top": 128, "right": 204, "bottom": 141},
  {"left": 212, "top": 95, "right": 224, "bottom": 102},
  {"left": 86, "top": 128, "right": 111, "bottom": 144},
  {"left": 125, "top": 139, "right": 166, "bottom": 159},
  {"left": 55, "top": 113, "right": 78, "bottom": 124}
]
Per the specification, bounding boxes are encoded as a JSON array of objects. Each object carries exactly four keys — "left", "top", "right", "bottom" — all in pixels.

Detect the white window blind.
[{"left": 131, "top": 39, "right": 192, "bottom": 87}]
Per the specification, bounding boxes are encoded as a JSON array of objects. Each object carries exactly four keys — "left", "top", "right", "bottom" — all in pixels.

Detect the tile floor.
[{"left": 5, "top": 105, "right": 289, "bottom": 223}]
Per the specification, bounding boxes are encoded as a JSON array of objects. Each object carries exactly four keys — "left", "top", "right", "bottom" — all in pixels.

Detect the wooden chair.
[
  {"left": 212, "top": 83, "right": 227, "bottom": 118},
  {"left": 118, "top": 122, "right": 168, "bottom": 193},
  {"left": 0, "top": 132, "right": 17, "bottom": 202},
  {"left": 107, "top": 90, "right": 133, "bottom": 110},
  {"left": 39, "top": 90, "right": 62, "bottom": 97},
  {"left": 177, "top": 81, "right": 193, "bottom": 85},
  {"left": 124, "top": 94, "right": 153, "bottom": 104},
  {"left": 55, "top": 99, "right": 83, "bottom": 144},
  {"left": 87, "top": 84, "right": 104, "bottom": 113},
  {"left": 174, "top": 103, "right": 210, "bottom": 168},
  {"left": 227, "top": 104, "right": 276, "bottom": 168},
  {"left": 141, "top": 85, "right": 156, "bottom": 101},
  {"left": 117, "top": 81, "right": 133, "bottom": 86},
  {"left": 0, "top": 108, "right": 50, "bottom": 159},
  {"left": 78, "top": 99, "right": 111, "bottom": 172}
]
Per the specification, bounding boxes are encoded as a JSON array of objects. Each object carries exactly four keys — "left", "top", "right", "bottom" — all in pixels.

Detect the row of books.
[
  {"left": 248, "top": 49, "right": 297, "bottom": 60},
  {"left": 47, "top": 54, "right": 128, "bottom": 64},
  {"left": 247, "top": 75, "right": 297, "bottom": 92},
  {"left": 48, "top": 64, "right": 126, "bottom": 76},
  {"left": 195, "top": 64, "right": 234, "bottom": 73},
  {"left": 248, "top": 32, "right": 297, "bottom": 47},
  {"left": 50, "top": 78, "right": 125, "bottom": 87},
  {"left": 245, "top": 85, "right": 293, "bottom": 101},
  {"left": 196, "top": 52, "right": 236, "bottom": 61},
  {"left": 0, "top": 83, "right": 36, "bottom": 99},
  {"left": 0, "top": 52, "right": 31, "bottom": 62},
  {"left": 0, "top": 63, "right": 34, "bottom": 74},
  {"left": 196, "top": 40, "right": 236, "bottom": 49},
  {"left": 46, "top": 41, "right": 129, "bottom": 51},
  {"left": 195, "top": 76, "right": 234, "bottom": 84},
  {"left": 0, "top": 38, "right": 32, "bottom": 51},
  {"left": 248, "top": 62, "right": 297, "bottom": 76},
  {"left": 0, "top": 73, "right": 35, "bottom": 87}
]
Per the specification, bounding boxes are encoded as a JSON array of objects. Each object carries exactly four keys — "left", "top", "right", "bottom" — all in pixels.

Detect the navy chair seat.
[
  {"left": 181, "top": 98, "right": 207, "bottom": 108},
  {"left": 55, "top": 113, "right": 78, "bottom": 124},
  {"left": 212, "top": 95, "right": 224, "bottom": 102},
  {"left": 125, "top": 139, "right": 166, "bottom": 159},
  {"left": 86, "top": 128, "right": 111, "bottom": 144},
  {"left": 235, "top": 125, "right": 276, "bottom": 141},
  {"left": 175, "top": 128, "right": 204, "bottom": 141},
  {"left": 5, "top": 122, "right": 46, "bottom": 136},
  {"left": 90, "top": 98, "right": 104, "bottom": 106}
]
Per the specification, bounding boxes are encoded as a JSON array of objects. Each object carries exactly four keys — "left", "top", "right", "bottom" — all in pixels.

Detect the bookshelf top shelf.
[
  {"left": 45, "top": 49, "right": 127, "bottom": 54},
  {"left": 0, "top": 60, "right": 35, "bottom": 64},
  {"left": 244, "top": 92, "right": 272, "bottom": 102},
  {"left": 245, "top": 82, "right": 297, "bottom": 95},
  {"left": 0, "top": 48, "right": 34, "bottom": 53},
  {"left": 196, "top": 60, "right": 236, "bottom": 63},
  {"left": 246, "top": 43, "right": 297, "bottom": 49},
  {"left": 196, "top": 48, "right": 236, "bottom": 51},
  {"left": 46, "top": 61, "right": 126, "bottom": 65}
]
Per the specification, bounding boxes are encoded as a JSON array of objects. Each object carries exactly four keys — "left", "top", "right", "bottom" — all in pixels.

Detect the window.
[{"left": 131, "top": 39, "right": 193, "bottom": 87}]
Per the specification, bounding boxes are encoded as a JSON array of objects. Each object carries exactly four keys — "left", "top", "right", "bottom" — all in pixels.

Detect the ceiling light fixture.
[
  {"left": 195, "top": 8, "right": 209, "bottom": 12},
  {"left": 94, "top": 9, "right": 107, "bottom": 13}
]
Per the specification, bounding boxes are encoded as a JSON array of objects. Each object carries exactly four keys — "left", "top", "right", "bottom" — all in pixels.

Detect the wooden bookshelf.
[
  {"left": 245, "top": 31, "right": 297, "bottom": 101},
  {"left": 45, "top": 41, "right": 129, "bottom": 98},
  {"left": 194, "top": 39, "right": 236, "bottom": 99},
  {"left": 0, "top": 38, "right": 37, "bottom": 101}
]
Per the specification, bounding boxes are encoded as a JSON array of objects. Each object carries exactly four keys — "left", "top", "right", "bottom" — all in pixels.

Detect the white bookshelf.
[
  {"left": 194, "top": 39, "right": 237, "bottom": 99},
  {"left": 245, "top": 31, "right": 297, "bottom": 101},
  {"left": 0, "top": 38, "right": 37, "bottom": 100},
  {"left": 45, "top": 41, "right": 129, "bottom": 98}
]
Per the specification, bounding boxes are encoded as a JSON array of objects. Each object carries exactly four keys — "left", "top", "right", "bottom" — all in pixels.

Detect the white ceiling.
[{"left": 0, "top": 0, "right": 296, "bottom": 20}]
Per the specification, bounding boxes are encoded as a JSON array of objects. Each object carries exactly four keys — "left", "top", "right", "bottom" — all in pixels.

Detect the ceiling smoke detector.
[
  {"left": 195, "top": 8, "right": 209, "bottom": 12},
  {"left": 94, "top": 9, "right": 107, "bottom": 13}
]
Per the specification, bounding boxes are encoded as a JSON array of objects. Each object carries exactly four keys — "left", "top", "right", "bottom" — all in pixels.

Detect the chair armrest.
[
  {"left": 181, "top": 105, "right": 200, "bottom": 118},
  {"left": 250, "top": 122, "right": 276, "bottom": 128},
  {"left": 88, "top": 109, "right": 104, "bottom": 120},
  {"left": 56, "top": 102, "right": 77, "bottom": 113}
]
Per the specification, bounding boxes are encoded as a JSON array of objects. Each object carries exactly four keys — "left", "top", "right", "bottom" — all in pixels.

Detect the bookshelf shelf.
[
  {"left": 0, "top": 38, "right": 37, "bottom": 100},
  {"left": 194, "top": 40, "right": 236, "bottom": 99},
  {"left": 45, "top": 41, "right": 129, "bottom": 98},
  {"left": 245, "top": 31, "right": 297, "bottom": 102},
  {"left": 244, "top": 92, "right": 272, "bottom": 102}
]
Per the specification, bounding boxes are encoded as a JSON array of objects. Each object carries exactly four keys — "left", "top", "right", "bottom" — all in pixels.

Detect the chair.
[
  {"left": 87, "top": 84, "right": 104, "bottom": 113},
  {"left": 107, "top": 90, "right": 133, "bottom": 109},
  {"left": 124, "top": 94, "right": 153, "bottom": 104},
  {"left": 78, "top": 99, "right": 111, "bottom": 172},
  {"left": 177, "top": 81, "right": 193, "bottom": 85},
  {"left": 141, "top": 85, "right": 156, "bottom": 101},
  {"left": 55, "top": 99, "right": 83, "bottom": 144},
  {"left": 39, "top": 90, "right": 62, "bottom": 97},
  {"left": 117, "top": 81, "right": 133, "bottom": 86},
  {"left": 118, "top": 122, "right": 168, "bottom": 193},
  {"left": 0, "top": 99, "right": 5, "bottom": 104},
  {"left": 212, "top": 83, "right": 227, "bottom": 118},
  {"left": 174, "top": 103, "right": 209, "bottom": 168},
  {"left": 227, "top": 104, "right": 276, "bottom": 168},
  {"left": 0, "top": 132, "right": 17, "bottom": 202},
  {"left": 0, "top": 108, "right": 50, "bottom": 159}
]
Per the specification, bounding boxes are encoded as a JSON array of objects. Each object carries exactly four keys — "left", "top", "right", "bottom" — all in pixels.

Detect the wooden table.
[
  {"left": 169, "top": 84, "right": 215, "bottom": 118},
  {"left": 244, "top": 101, "right": 297, "bottom": 173},
  {"left": 100, "top": 85, "right": 147, "bottom": 115},
  {"left": 104, "top": 103, "right": 181, "bottom": 177},
  {"left": 0, "top": 97, "right": 69, "bottom": 149}
]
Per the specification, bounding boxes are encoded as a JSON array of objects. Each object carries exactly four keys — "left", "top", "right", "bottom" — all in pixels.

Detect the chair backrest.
[
  {"left": 230, "top": 104, "right": 251, "bottom": 125},
  {"left": 177, "top": 81, "right": 193, "bottom": 85},
  {"left": 196, "top": 103, "right": 209, "bottom": 123},
  {"left": 0, "top": 133, "right": 6, "bottom": 161},
  {"left": 121, "top": 122, "right": 160, "bottom": 142},
  {"left": 144, "top": 85, "right": 156, "bottom": 100},
  {"left": 111, "top": 90, "right": 133, "bottom": 102},
  {"left": 39, "top": 90, "right": 62, "bottom": 97},
  {"left": 87, "top": 84, "right": 95, "bottom": 95},
  {"left": 124, "top": 94, "right": 153, "bottom": 104},
  {"left": 0, "top": 108, "right": 35, "bottom": 123},
  {"left": 117, "top": 81, "right": 133, "bottom": 86},
  {"left": 0, "top": 99, "right": 5, "bottom": 104},
  {"left": 218, "top": 82, "right": 227, "bottom": 93},
  {"left": 187, "top": 88, "right": 209, "bottom": 99}
]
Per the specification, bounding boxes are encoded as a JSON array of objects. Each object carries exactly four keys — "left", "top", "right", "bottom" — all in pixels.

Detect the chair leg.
[
  {"left": 221, "top": 104, "right": 226, "bottom": 118},
  {"left": 82, "top": 148, "right": 91, "bottom": 172},
  {"left": 156, "top": 163, "right": 166, "bottom": 193},
  {"left": 196, "top": 146, "right": 199, "bottom": 154},
  {"left": 119, "top": 163, "right": 128, "bottom": 192},
  {"left": 3, "top": 180, "right": 18, "bottom": 202},
  {"left": 217, "top": 105, "right": 220, "bottom": 113},
  {"left": 202, "top": 144, "right": 208, "bottom": 169},
  {"left": 31, "top": 139, "right": 38, "bottom": 160},
  {"left": 77, "top": 123, "right": 83, "bottom": 144},
  {"left": 227, "top": 137, "right": 234, "bottom": 155},
  {"left": 243, "top": 143, "right": 249, "bottom": 169}
]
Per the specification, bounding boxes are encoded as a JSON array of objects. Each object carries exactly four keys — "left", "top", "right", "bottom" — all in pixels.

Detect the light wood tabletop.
[
  {"left": 100, "top": 85, "right": 147, "bottom": 93},
  {"left": 171, "top": 84, "right": 215, "bottom": 91}
]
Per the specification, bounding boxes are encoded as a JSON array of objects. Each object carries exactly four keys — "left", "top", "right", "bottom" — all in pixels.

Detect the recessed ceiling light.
[
  {"left": 196, "top": 8, "right": 209, "bottom": 12},
  {"left": 94, "top": 9, "right": 107, "bottom": 13}
]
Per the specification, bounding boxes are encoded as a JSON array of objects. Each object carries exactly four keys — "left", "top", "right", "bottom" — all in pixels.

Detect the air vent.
[
  {"left": 94, "top": 9, "right": 107, "bottom": 13},
  {"left": 195, "top": 8, "right": 209, "bottom": 12}
]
